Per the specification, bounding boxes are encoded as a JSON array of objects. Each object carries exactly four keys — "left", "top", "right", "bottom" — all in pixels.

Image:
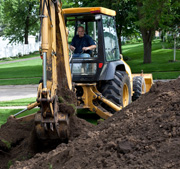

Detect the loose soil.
[{"left": 0, "top": 78, "right": 180, "bottom": 169}]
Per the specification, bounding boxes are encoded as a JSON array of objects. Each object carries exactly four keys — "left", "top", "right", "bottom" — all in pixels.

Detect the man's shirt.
[{"left": 71, "top": 34, "right": 95, "bottom": 54}]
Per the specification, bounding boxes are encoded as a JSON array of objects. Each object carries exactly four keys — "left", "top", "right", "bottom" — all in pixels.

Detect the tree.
[
  {"left": 2, "top": 0, "right": 39, "bottom": 44},
  {"left": 165, "top": 0, "right": 180, "bottom": 61},
  {"left": 0, "top": 0, "right": 5, "bottom": 36},
  {"left": 111, "top": 0, "right": 138, "bottom": 54},
  {"left": 136, "top": 0, "right": 174, "bottom": 63},
  {"left": 62, "top": 0, "right": 75, "bottom": 8}
]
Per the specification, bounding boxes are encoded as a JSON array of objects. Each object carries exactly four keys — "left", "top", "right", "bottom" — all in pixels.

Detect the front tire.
[
  {"left": 100, "top": 71, "right": 131, "bottom": 112},
  {"left": 132, "top": 76, "right": 146, "bottom": 101}
]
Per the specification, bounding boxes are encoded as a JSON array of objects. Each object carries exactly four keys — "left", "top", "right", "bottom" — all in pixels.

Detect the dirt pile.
[
  {"left": 0, "top": 116, "right": 35, "bottom": 169},
  {"left": 1, "top": 78, "right": 180, "bottom": 169},
  {"left": 0, "top": 114, "right": 94, "bottom": 169}
]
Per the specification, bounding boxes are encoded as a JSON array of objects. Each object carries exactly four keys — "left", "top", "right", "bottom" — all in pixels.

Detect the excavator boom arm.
[{"left": 35, "top": 0, "right": 73, "bottom": 140}]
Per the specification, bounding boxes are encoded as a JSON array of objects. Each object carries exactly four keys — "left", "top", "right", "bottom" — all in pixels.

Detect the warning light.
[
  {"left": 99, "top": 63, "right": 103, "bottom": 68},
  {"left": 90, "top": 10, "right": 101, "bottom": 14}
]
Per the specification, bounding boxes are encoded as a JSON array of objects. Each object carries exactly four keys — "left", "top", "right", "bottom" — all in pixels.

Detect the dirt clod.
[{"left": 1, "top": 78, "right": 180, "bottom": 169}]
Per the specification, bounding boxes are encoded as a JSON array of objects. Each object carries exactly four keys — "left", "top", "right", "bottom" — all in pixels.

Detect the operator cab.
[{"left": 63, "top": 7, "right": 124, "bottom": 83}]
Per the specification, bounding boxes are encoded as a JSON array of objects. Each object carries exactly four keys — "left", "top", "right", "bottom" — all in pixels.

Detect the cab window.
[{"left": 102, "top": 15, "right": 120, "bottom": 61}]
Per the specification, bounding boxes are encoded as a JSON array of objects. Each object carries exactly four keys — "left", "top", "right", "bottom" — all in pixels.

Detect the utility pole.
[
  {"left": 173, "top": 26, "right": 178, "bottom": 62},
  {"left": 173, "top": 32, "right": 176, "bottom": 62}
]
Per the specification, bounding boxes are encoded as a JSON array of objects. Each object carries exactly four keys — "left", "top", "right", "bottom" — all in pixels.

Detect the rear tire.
[
  {"left": 100, "top": 71, "right": 131, "bottom": 112},
  {"left": 132, "top": 76, "right": 146, "bottom": 101}
]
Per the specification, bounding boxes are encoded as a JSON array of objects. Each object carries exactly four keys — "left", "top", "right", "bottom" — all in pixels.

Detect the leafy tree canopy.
[
  {"left": 136, "top": 0, "right": 180, "bottom": 63},
  {"left": 0, "top": 0, "right": 5, "bottom": 36},
  {"left": 2, "top": 0, "right": 39, "bottom": 44}
]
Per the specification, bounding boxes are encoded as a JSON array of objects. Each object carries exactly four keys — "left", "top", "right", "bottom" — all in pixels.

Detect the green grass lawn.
[
  {"left": 122, "top": 40, "right": 180, "bottom": 79},
  {"left": 0, "top": 78, "right": 40, "bottom": 85},
  {"left": 0, "top": 52, "right": 39, "bottom": 63},
  {"left": 77, "top": 109, "right": 99, "bottom": 125},
  {"left": 0, "top": 97, "right": 36, "bottom": 106},
  {"left": 0, "top": 59, "right": 42, "bottom": 78},
  {"left": 0, "top": 56, "right": 42, "bottom": 85},
  {"left": 0, "top": 97, "right": 38, "bottom": 127}
]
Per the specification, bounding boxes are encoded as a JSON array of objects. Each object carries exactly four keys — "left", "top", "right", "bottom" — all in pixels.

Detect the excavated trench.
[{"left": 0, "top": 78, "right": 180, "bottom": 169}]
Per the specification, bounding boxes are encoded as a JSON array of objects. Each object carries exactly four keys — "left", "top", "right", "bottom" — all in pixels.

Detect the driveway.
[{"left": 0, "top": 84, "right": 38, "bottom": 101}]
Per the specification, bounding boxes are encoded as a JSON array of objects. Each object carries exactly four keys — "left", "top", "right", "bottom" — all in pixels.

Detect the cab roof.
[{"left": 62, "top": 7, "right": 116, "bottom": 16}]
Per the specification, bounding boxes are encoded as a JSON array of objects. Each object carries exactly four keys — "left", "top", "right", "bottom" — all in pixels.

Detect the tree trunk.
[
  {"left": 141, "top": 28, "right": 155, "bottom": 63},
  {"left": 143, "top": 39, "right": 151, "bottom": 63},
  {"left": 24, "top": 29, "right": 28, "bottom": 44},
  {"left": 116, "top": 24, "right": 122, "bottom": 54},
  {"left": 24, "top": 3, "right": 33, "bottom": 45},
  {"left": 24, "top": 16, "right": 29, "bottom": 44}
]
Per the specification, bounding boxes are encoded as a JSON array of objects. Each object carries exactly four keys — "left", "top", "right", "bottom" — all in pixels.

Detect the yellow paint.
[
  {"left": 76, "top": 83, "right": 122, "bottom": 119},
  {"left": 63, "top": 7, "right": 116, "bottom": 16}
]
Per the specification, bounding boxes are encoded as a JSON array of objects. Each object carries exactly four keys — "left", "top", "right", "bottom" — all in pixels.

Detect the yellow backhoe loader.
[{"left": 12, "top": 0, "right": 153, "bottom": 140}]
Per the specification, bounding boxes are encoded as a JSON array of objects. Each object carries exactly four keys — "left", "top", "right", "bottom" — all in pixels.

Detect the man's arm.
[
  {"left": 82, "top": 35, "right": 96, "bottom": 51},
  {"left": 70, "top": 45, "right": 76, "bottom": 52},
  {"left": 82, "top": 45, "right": 96, "bottom": 51}
]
